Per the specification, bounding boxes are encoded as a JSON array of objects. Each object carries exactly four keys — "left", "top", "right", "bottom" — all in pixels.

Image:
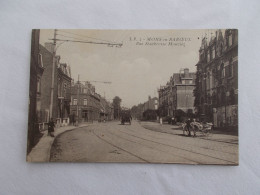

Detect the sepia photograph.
[{"left": 26, "top": 29, "right": 238, "bottom": 164}]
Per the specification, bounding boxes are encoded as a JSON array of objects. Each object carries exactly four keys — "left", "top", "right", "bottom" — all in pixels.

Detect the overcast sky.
[{"left": 39, "top": 29, "right": 215, "bottom": 108}]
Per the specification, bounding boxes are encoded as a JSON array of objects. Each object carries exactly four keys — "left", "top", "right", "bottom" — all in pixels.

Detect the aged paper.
[{"left": 27, "top": 29, "right": 238, "bottom": 164}]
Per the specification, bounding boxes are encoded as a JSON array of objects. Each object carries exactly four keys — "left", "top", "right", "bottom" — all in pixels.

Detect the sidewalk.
[
  {"left": 140, "top": 121, "right": 238, "bottom": 144},
  {"left": 26, "top": 123, "right": 90, "bottom": 162}
]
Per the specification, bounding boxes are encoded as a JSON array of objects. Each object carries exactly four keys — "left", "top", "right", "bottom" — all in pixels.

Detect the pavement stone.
[{"left": 26, "top": 123, "right": 90, "bottom": 162}]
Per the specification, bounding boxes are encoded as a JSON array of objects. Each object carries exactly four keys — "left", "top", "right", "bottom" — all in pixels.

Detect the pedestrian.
[
  {"left": 171, "top": 117, "right": 175, "bottom": 125},
  {"left": 186, "top": 118, "right": 192, "bottom": 136},
  {"left": 160, "top": 117, "right": 163, "bottom": 125},
  {"left": 71, "top": 114, "right": 75, "bottom": 126},
  {"left": 48, "top": 118, "right": 55, "bottom": 137}
]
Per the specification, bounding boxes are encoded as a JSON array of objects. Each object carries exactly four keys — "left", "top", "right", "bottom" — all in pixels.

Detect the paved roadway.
[{"left": 50, "top": 121, "right": 238, "bottom": 165}]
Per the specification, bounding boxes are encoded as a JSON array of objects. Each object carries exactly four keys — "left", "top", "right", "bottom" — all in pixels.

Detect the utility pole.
[
  {"left": 47, "top": 29, "right": 120, "bottom": 121},
  {"left": 77, "top": 74, "right": 80, "bottom": 122},
  {"left": 49, "top": 29, "right": 57, "bottom": 121}
]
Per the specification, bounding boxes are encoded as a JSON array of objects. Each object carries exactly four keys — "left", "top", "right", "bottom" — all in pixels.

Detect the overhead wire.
[
  {"left": 56, "top": 33, "right": 91, "bottom": 42},
  {"left": 58, "top": 29, "right": 118, "bottom": 44}
]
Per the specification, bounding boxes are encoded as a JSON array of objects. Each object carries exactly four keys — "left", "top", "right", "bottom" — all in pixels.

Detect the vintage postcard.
[{"left": 27, "top": 29, "right": 238, "bottom": 164}]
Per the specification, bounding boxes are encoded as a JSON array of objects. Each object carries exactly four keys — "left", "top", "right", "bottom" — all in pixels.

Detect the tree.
[
  {"left": 143, "top": 109, "right": 157, "bottom": 121},
  {"left": 113, "top": 96, "right": 122, "bottom": 119}
]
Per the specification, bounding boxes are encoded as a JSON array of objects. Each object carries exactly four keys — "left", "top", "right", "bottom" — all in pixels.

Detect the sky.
[{"left": 39, "top": 29, "right": 215, "bottom": 108}]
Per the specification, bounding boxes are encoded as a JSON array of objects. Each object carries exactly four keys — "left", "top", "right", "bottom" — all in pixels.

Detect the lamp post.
[{"left": 49, "top": 29, "right": 57, "bottom": 121}]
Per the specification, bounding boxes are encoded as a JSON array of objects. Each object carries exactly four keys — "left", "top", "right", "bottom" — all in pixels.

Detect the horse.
[{"left": 182, "top": 122, "right": 201, "bottom": 137}]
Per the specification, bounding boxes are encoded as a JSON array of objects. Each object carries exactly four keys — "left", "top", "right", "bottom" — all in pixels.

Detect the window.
[
  {"left": 64, "top": 83, "right": 67, "bottom": 95},
  {"left": 228, "top": 34, "right": 232, "bottom": 46},
  {"left": 230, "top": 64, "right": 233, "bottom": 77},
  {"left": 220, "top": 44, "right": 223, "bottom": 55},
  {"left": 37, "top": 78, "right": 40, "bottom": 93},
  {"left": 222, "top": 68, "right": 225, "bottom": 78},
  {"left": 58, "top": 81, "right": 61, "bottom": 97},
  {"left": 83, "top": 98, "right": 87, "bottom": 106},
  {"left": 73, "top": 99, "right": 77, "bottom": 105},
  {"left": 212, "top": 47, "right": 215, "bottom": 59},
  {"left": 182, "top": 80, "right": 185, "bottom": 84},
  {"left": 228, "top": 59, "right": 233, "bottom": 77},
  {"left": 38, "top": 54, "right": 43, "bottom": 67},
  {"left": 189, "top": 80, "right": 193, "bottom": 84}
]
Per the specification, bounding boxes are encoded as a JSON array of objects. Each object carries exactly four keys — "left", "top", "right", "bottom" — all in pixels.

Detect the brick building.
[
  {"left": 70, "top": 81, "right": 102, "bottom": 122},
  {"left": 37, "top": 43, "right": 72, "bottom": 129},
  {"left": 158, "top": 68, "right": 196, "bottom": 118},
  {"left": 194, "top": 29, "right": 238, "bottom": 127},
  {"left": 27, "top": 29, "right": 44, "bottom": 153}
]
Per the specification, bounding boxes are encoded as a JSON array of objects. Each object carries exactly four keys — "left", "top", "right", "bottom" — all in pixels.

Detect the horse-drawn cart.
[{"left": 182, "top": 122, "right": 213, "bottom": 137}]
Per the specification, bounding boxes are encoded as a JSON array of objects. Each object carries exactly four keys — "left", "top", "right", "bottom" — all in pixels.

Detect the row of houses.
[
  {"left": 132, "top": 29, "right": 238, "bottom": 128},
  {"left": 28, "top": 30, "right": 73, "bottom": 152},
  {"left": 131, "top": 96, "right": 159, "bottom": 120},
  {"left": 27, "top": 30, "right": 113, "bottom": 153},
  {"left": 157, "top": 29, "right": 238, "bottom": 127}
]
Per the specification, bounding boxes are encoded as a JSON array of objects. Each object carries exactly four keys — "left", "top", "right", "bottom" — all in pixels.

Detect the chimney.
[
  {"left": 44, "top": 42, "right": 54, "bottom": 53},
  {"left": 184, "top": 68, "right": 189, "bottom": 78}
]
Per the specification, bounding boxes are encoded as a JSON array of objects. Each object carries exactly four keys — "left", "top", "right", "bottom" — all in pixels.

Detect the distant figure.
[
  {"left": 186, "top": 118, "right": 192, "bottom": 136},
  {"left": 160, "top": 117, "right": 163, "bottom": 125},
  {"left": 171, "top": 117, "right": 176, "bottom": 125},
  {"left": 48, "top": 118, "right": 55, "bottom": 137},
  {"left": 71, "top": 114, "right": 75, "bottom": 126}
]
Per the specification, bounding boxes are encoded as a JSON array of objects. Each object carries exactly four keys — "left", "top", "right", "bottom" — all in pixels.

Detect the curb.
[{"left": 26, "top": 123, "right": 90, "bottom": 162}]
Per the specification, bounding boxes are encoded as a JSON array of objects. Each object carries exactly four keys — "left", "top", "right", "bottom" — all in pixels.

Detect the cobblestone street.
[{"left": 50, "top": 121, "right": 238, "bottom": 164}]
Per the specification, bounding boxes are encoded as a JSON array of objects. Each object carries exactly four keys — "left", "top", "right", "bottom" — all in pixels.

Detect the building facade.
[
  {"left": 158, "top": 84, "right": 171, "bottom": 117},
  {"left": 57, "top": 62, "right": 72, "bottom": 126},
  {"left": 194, "top": 29, "right": 238, "bottom": 127},
  {"left": 27, "top": 29, "right": 44, "bottom": 153},
  {"left": 131, "top": 96, "right": 158, "bottom": 120},
  {"left": 70, "top": 81, "right": 103, "bottom": 123},
  {"left": 158, "top": 68, "right": 196, "bottom": 118},
  {"left": 100, "top": 97, "right": 114, "bottom": 121},
  {"left": 38, "top": 43, "right": 72, "bottom": 129},
  {"left": 143, "top": 96, "right": 159, "bottom": 111}
]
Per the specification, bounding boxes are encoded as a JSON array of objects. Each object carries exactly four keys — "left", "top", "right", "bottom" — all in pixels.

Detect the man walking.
[
  {"left": 186, "top": 118, "right": 192, "bottom": 136},
  {"left": 48, "top": 118, "right": 55, "bottom": 137}
]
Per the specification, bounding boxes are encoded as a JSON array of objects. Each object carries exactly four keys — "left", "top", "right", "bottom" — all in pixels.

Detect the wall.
[
  {"left": 176, "top": 85, "right": 195, "bottom": 112},
  {"left": 39, "top": 45, "right": 58, "bottom": 121}
]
